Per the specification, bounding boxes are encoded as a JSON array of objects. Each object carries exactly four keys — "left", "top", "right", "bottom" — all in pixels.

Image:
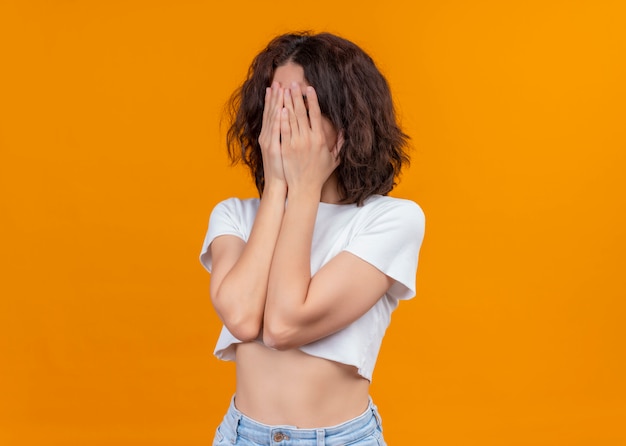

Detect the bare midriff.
[{"left": 233, "top": 342, "right": 370, "bottom": 428}]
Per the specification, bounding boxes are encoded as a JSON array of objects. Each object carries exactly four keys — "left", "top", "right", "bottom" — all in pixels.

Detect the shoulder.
[
  {"left": 212, "top": 196, "right": 260, "bottom": 210},
  {"left": 210, "top": 197, "right": 261, "bottom": 220},
  {"left": 361, "top": 195, "right": 425, "bottom": 224},
  {"left": 203, "top": 197, "right": 260, "bottom": 254}
]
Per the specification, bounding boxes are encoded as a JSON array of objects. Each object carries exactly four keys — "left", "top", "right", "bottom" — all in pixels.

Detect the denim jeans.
[{"left": 213, "top": 396, "right": 387, "bottom": 445}]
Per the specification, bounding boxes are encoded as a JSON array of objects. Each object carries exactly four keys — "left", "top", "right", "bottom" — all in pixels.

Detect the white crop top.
[{"left": 199, "top": 194, "right": 425, "bottom": 381}]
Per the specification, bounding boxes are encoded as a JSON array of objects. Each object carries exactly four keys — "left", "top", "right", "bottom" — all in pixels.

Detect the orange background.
[{"left": 1, "top": 1, "right": 625, "bottom": 445}]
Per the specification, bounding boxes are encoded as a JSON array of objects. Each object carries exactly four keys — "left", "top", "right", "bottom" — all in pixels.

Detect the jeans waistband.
[{"left": 218, "top": 395, "right": 383, "bottom": 445}]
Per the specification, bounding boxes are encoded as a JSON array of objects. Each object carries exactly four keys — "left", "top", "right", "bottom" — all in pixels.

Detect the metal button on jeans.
[{"left": 273, "top": 432, "right": 288, "bottom": 442}]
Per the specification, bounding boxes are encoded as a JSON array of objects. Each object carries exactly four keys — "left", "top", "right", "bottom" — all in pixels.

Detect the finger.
[
  {"left": 261, "top": 84, "right": 279, "bottom": 142},
  {"left": 284, "top": 88, "right": 299, "bottom": 135},
  {"left": 271, "top": 106, "right": 282, "bottom": 138},
  {"left": 258, "top": 89, "right": 270, "bottom": 147},
  {"left": 270, "top": 91, "right": 283, "bottom": 147},
  {"left": 290, "top": 82, "right": 309, "bottom": 130},
  {"left": 266, "top": 82, "right": 278, "bottom": 121},
  {"left": 305, "top": 86, "right": 322, "bottom": 133},
  {"left": 280, "top": 107, "right": 291, "bottom": 150}
]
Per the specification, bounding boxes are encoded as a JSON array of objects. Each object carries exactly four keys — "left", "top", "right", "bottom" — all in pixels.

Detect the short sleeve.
[
  {"left": 199, "top": 198, "right": 258, "bottom": 273},
  {"left": 343, "top": 199, "right": 425, "bottom": 300}
]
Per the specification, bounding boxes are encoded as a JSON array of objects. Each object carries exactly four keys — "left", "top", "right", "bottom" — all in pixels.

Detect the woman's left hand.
[{"left": 279, "top": 83, "right": 341, "bottom": 196}]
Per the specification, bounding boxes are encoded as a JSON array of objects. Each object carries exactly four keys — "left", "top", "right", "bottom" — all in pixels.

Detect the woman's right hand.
[
  {"left": 210, "top": 85, "right": 289, "bottom": 343},
  {"left": 258, "top": 82, "right": 287, "bottom": 188}
]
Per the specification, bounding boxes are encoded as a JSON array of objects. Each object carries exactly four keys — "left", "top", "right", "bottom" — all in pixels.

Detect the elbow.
[
  {"left": 227, "top": 319, "right": 261, "bottom": 343},
  {"left": 262, "top": 322, "right": 298, "bottom": 351},
  {"left": 262, "top": 302, "right": 312, "bottom": 350},
  {"left": 212, "top": 294, "right": 261, "bottom": 342}
]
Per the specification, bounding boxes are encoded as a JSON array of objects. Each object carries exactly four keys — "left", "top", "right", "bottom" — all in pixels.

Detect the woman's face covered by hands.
[{"left": 272, "top": 62, "right": 339, "bottom": 156}]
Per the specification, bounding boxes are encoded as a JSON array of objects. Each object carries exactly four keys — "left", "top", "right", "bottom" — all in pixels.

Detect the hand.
[
  {"left": 258, "top": 82, "right": 287, "bottom": 188},
  {"left": 280, "top": 83, "right": 341, "bottom": 195}
]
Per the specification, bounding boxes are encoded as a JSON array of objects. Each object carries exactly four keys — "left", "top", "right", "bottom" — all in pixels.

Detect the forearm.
[
  {"left": 264, "top": 189, "right": 319, "bottom": 348},
  {"left": 211, "top": 183, "right": 286, "bottom": 341}
]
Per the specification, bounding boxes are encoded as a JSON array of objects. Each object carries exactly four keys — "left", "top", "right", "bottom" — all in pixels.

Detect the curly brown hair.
[{"left": 225, "top": 31, "right": 410, "bottom": 205}]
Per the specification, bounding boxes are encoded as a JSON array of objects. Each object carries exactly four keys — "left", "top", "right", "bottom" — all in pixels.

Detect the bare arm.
[
  {"left": 264, "top": 194, "right": 394, "bottom": 350},
  {"left": 263, "top": 84, "right": 394, "bottom": 349},
  {"left": 209, "top": 84, "right": 287, "bottom": 341}
]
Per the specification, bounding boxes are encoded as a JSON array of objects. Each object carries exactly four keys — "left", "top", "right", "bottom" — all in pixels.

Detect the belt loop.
[
  {"left": 231, "top": 412, "right": 242, "bottom": 444},
  {"left": 371, "top": 402, "right": 383, "bottom": 431},
  {"left": 316, "top": 428, "right": 325, "bottom": 446}
]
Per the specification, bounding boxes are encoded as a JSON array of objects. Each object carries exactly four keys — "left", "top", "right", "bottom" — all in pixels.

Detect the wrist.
[
  {"left": 286, "top": 186, "right": 321, "bottom": 205},
  {"left": 262, "top": 180, "right": 288, "bottom": 199}
]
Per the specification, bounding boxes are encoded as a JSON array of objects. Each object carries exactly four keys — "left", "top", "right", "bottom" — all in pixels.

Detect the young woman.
[{"left": 200, "top": 31, "right": 425, "bottom": 446}]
